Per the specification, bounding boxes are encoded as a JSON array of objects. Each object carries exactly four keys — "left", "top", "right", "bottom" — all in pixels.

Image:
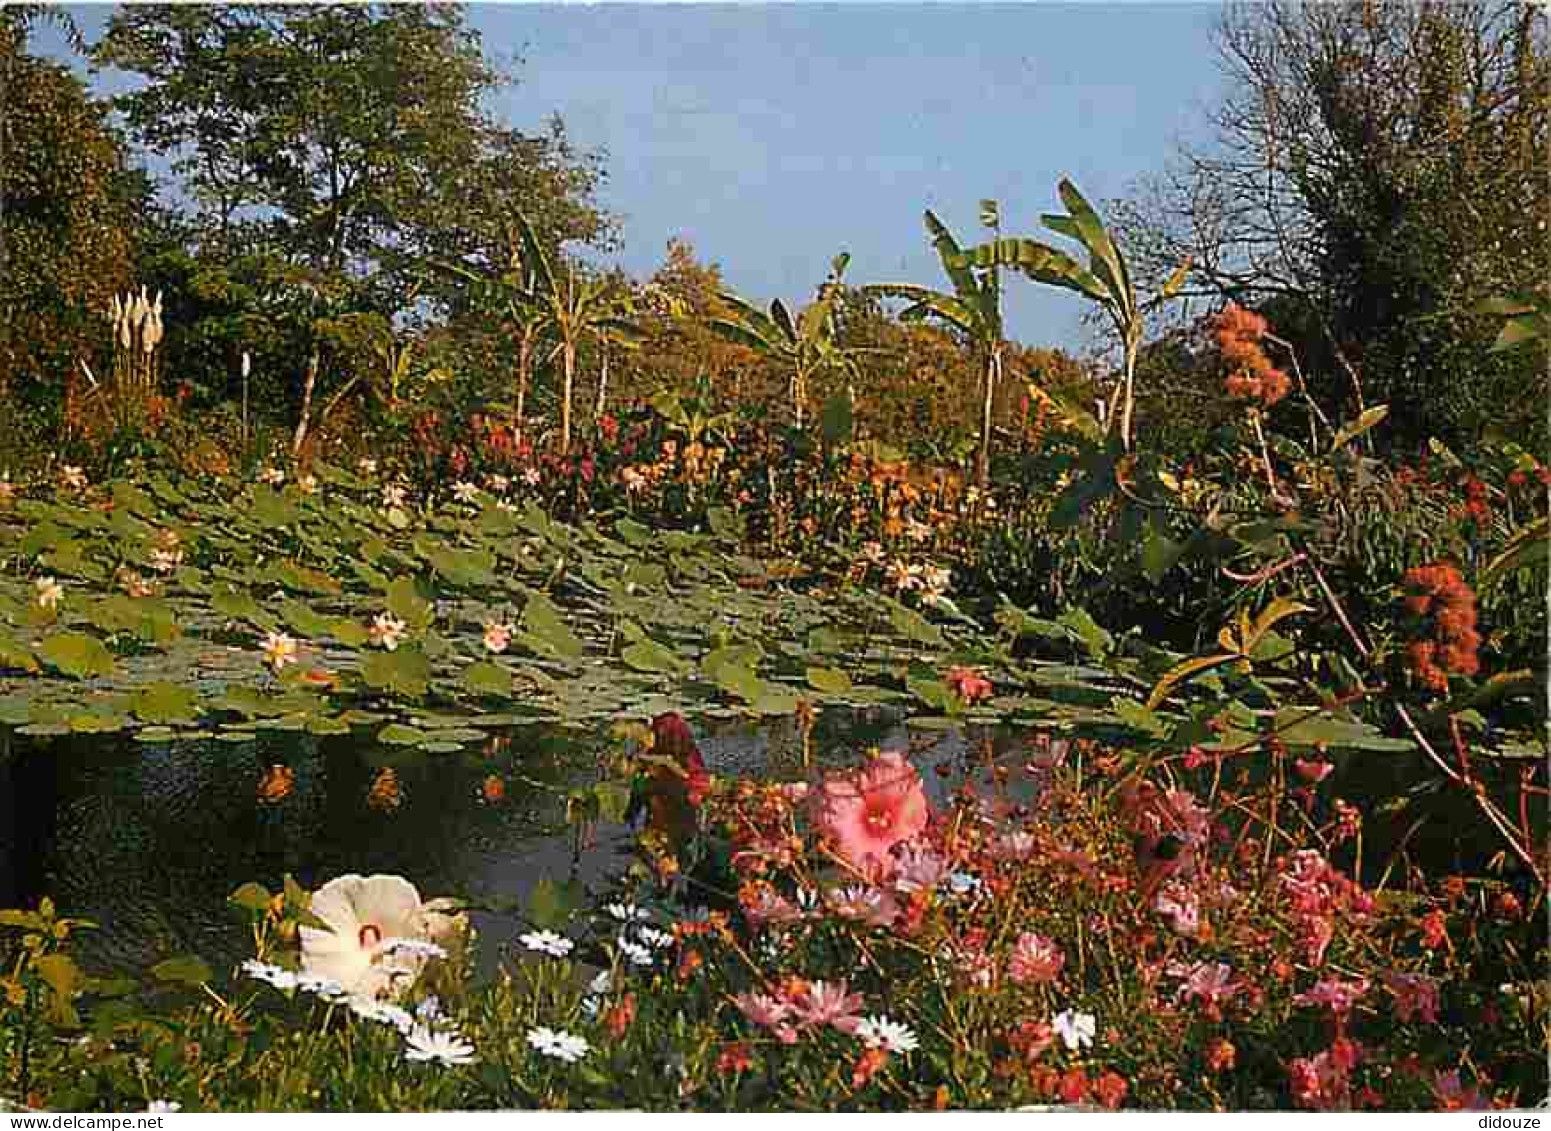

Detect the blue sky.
[{"left": 44, "top": 3, "right": 1227, "bottom": 350}]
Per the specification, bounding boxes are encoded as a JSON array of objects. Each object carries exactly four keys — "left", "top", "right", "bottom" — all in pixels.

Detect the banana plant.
[
  {"left": 433, "top": 221, "right": 550, "bottom": 445},
  {"left": 709, "top": 254, "right": 857, "bottom": 431},
  {"left": 958, "top": 179, "right": 1188, "bottom": 453},
  {"left": 513, "top": 215, "right": 643, "bottom": 454},
  {"left": 866, "top": 202, "right": 1008, "bottom": 489}
]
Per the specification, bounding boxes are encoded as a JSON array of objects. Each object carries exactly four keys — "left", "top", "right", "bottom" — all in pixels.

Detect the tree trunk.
[
  {"left": 291, "top": 346, "right": 320, "bottom": 459},
  {"left": 560, "top": 340, "right": 575, "bottom": 454},
  {"left": 595, "top": 341, "right": 609, "bottom": 420},
  {"left": 977, "top": 345, "right": 1000, "bottom": 489},
  {"left": 1119, "top": 333, "right": 1137, "bottom": 453},
  {"left": 792, "top": 370, "right": 804, "bottom": 430},
  {"left": 515, "top": 328, "right": 532, "bottom": 447}
]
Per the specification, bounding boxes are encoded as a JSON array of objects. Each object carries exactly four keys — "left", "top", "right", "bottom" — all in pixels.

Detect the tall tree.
[
  {"left": 1, "top": 11, "right": 134, "bottom": 404},
  {"left": 1111, "top": 0, "right": 1550, "bottom": 446},
  {"left": 95, "top": 4, "right": 610, "bottom": 421}
]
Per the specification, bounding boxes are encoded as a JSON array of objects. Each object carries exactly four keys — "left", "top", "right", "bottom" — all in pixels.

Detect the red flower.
[
  {"left": 1093, "top": 1071, "right": 1128, "bottom": 1110},
  {"left": 1420, "top": 908, "right": 1449, "bottom": 950},
  {"left": 1059, "top": 1067, "right": 1089, "bottom": 1105},
  {"left": 944, "top": 665, "right": 993, "bottom": 704},
  {"left": 716, "top": 1042, "right": 755, "bottom": 1075}
]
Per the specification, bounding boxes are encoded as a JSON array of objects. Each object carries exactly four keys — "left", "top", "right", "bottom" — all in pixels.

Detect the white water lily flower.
[
  {"left": 854, "top": 1015, "right": 919, "bottom": 1054},
  {"left": 452, "top": 481, "right": 480, "bottom": 504},
  {"left": 59, "top": 465, "right": 87, "bottom": 490},
  {"left": 1052, "top": 1009, "right": 1096, "bottom": 1051},
  {"left": 258, "top": 466, "right": 285, "bottom": 486},
  {"left": 527, "top": 1027, "right": 589, "bottom": 1063},
  {"left": 300, "top": 874, "right": 456, "bottom": 1002},
  {"left": 404, "top": 1025, "right": 477, "bottom": 1067},
  {"left": 357, "top": 457, "right": 378, "bottom": 476},
  {"left": 382, "top": 484, "right": 409, "bottom": 509},
  {"left": 519, "top": 929, "right": 574, "bottom": 958},
  {"left": 34, "top": 576, "right": 63, "bottom": 609}
]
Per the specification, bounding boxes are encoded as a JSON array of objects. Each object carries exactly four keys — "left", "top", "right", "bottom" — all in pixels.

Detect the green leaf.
[
  {"left": 621, "top": 634, "right": 686, "bottom": 675},
  {"left": 462, "top": 661, "right": 513, "bottom": 698},
  {"left": 151, "top": 955, "right": 212, "bottom": 986},
  {"left": 360, "top": 650, "right": 431, "bottom": 698},
  {"left": 819, "top": 389, "right": 853, "bottom": 451},
  {"left": 385, "top": 577, "right": 434, "bottom": 632},
  {"left": 229, "top": 882, "right": 273, "bottom": 913},
  {"left": 1146, "top": 652, "right": 1241, "bottom": 711},
  {"left": 37, "top": 633, "right": 115, "bottom": 680},
  {"left": 1111, "top": 696, "right": 1169, "bottom": 737},
  {"left": 1479, "top": 517, "right": 1548, "bottom": 590},
  {"left": 805, "top": 666, "right": 853, "bottom": 694},
  {"left": 523, "top": 593, "right": 584, "bottom": 660},
  {"left": 132, "top": 682, "right": 201, "bottom": 725},
  {"left": 1330, "top": 405, "right": 1389, "bottom": 451}
]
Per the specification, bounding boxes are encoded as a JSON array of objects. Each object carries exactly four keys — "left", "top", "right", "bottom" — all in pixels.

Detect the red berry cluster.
[
  {"left": 1401, "top": 562, "right": 1481, "bottom": 691},
  {"left": 1211, "top": 303, "right": 1291, "bottom": 408},
  {"left": 1459, "top": 475, "right": 1491, "bottom": 527}
]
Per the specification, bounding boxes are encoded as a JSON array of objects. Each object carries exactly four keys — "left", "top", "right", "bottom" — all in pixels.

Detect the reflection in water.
[{"left": 0, "top": 711, "right": 985, "bottom": 980}]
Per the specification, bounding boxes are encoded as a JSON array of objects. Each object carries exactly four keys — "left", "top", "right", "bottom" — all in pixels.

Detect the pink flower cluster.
[
  {"left": 1278, "top": 850, "right": 1375, "bottom": 966},
  {"left": 732, "top": 979, "right": 866, "bottom": 1045}
]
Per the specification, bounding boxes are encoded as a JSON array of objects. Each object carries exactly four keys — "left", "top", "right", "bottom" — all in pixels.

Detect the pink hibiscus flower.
[{"left": 810, "top": 751, "right": 930, "bottom": 879}]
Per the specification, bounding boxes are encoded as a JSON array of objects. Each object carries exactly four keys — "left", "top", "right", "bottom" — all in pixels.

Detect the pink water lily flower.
[{"left": 810, "top": 750, "right": 930, "bottom": 880}]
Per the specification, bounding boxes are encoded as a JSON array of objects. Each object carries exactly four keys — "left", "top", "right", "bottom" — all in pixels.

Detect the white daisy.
[
  {"left": 415, "top": 995, "right": 444, "bottom": 1024},
  {"left": 404, "top": 1025, "right": 477, "bottom": 1067},
  {"left": 349, "top": 997, "right": 415, "bottom": 1033},
  {"left": 145, "top": 1100, "right": 180, "bottom": 1113},
  {"left": 241, "top": 959, "right": 300, "bottom": 991},
  {"left": 519, "top": 930, "right": 574, "bottom": 958},
  {"left": 636, "top": 926, "right": 675, "bottom": 950},
  {"left": 854, "top": 1015, "right": 919, "bottom": 1054},
  {"left": 452, "top": 481, "right": 480, "bottom": 504},
  {"left": 295, "top": 972, "right": 348, "bottom": 1001},
  {"left": 606, "top": 902, "right": 651, "bottom": 923},
  {"left": 527, "top": 1026, "right": 590, "bottom": 1063},
  {"left": 1052, "top": 1009, "right": 1096, "bottom": 1051},
  {"left": 617, "top": 938, "right": 653, "bottom": 967}
]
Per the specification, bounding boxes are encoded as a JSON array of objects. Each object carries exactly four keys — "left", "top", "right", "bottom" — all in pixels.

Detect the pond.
[
  {"left": 1, "top": 706, "right": 1530, "bottom": 986},
  {"left": 0, "top": 710, "right": 1000, "bottom": 980}
]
